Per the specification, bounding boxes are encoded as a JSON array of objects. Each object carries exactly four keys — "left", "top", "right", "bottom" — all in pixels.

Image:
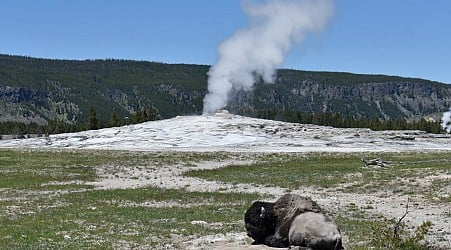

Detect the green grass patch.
[
  {"left": 0, "top": 150, "right": 103, "bottom": 189},
  {"left": 188, "top": 153, "right": 361, "bottom": 190},
  {"left": 335, "top": 216, "right": 373, "bottom": 248},
  {"left": 0, "top": 186, "right": 262, "bottom": 249},
  {"left": 186, "top": 152, "right": 451, "bottom": 198}
]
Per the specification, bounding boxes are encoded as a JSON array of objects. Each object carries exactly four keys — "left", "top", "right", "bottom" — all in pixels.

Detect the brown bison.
[{"left": 245, "top": 194, "right": 343, "bottom": 249}]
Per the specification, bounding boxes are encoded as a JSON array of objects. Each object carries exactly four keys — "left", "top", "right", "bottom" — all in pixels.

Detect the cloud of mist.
[
  {"left": 203, "top": 0, "right": 334, "bottom": 114},
  {"left": 441, "top": 108, "right": 451, "bottom": 133}
]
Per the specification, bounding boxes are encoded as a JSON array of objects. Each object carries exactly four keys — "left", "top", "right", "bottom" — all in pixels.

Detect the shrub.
[{"left": 370, "top": 218, "right": 433, "bottom": 249}]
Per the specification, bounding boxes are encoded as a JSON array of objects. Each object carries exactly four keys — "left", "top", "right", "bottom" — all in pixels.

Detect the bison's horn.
[{"left": 260, "top": 207, "right": 266, "bottom": 218}]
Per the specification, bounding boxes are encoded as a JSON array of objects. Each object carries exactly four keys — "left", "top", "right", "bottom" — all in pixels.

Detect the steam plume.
[
  {"left": 441, "top": 108, "right": 451, "bottom": 133},
  {"left": 203, "top": 0, "right": 333, "bottom": 114}
]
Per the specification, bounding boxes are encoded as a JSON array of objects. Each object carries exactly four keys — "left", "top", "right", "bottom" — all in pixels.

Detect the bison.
[{"left": 245, "top": 194, "right": 343, "bottom": 249}]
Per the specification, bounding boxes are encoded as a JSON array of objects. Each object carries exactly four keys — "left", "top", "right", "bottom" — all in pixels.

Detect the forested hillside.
[{"left": 0, "top": 54, "right": 450, "bottom": 134}]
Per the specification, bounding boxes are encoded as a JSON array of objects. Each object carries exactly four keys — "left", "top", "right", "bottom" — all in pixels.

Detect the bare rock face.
[{"left": 244, "top": 194, "right": 343, "bottom": 249}]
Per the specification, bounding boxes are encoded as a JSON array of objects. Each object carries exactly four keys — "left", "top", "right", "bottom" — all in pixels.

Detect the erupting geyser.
[
  {"left": 441, "top": 108, "right": 451, "bottom": 133},
  {"left": 202, "top": 0, "right": 334, "bottom": 114}
]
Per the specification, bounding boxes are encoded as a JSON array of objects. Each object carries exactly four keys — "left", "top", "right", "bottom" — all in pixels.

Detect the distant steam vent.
[{"left": 441, "top": 108, "right": 451, "bottom": 133}]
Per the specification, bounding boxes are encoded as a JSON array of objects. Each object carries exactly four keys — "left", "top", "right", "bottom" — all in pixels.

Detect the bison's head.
[{"left": 244, "top": 201, "right": 277, "bottom": 244}]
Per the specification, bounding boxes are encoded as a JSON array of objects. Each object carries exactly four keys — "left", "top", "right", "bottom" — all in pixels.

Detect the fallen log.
[{"left": 362, "top": 158, "right": 389, "bottom": 167}]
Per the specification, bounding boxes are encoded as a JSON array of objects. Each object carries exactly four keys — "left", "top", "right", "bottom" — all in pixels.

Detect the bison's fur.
[{"left": 289, "top": 212, "right": 343, "bottom": 250}]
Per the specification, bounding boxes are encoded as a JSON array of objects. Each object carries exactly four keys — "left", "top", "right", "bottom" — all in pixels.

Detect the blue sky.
[{"left": 1, "top": 0, "right": 450, "bottom": 83}]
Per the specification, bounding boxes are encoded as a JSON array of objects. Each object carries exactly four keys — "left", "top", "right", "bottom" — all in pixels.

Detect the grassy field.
[
  {"left": 187, "top": 152, "right": 451, "bottom": 202},
  {"left": 0, "top": 149, "right": 449, "bottom": 249},
  {"left": 0, "top": 149, "right": 263, "bottom": 249}
]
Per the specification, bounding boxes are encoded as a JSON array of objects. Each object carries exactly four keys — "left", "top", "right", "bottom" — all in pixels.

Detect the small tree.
[
  {"left": 146, "top": 106, "right": 160, "bottom": 121},
  {"left": 87, "top": 105, "right": 98, "bottom": 130},
  {"left": 131, "top": 111, "right": 141, "bottom": 124},
  {"left": 108, "top": 111, "right": 120, "bottom": 127},
  {"left": 55, "top": 119, "right": 67, "bottom": 134}
]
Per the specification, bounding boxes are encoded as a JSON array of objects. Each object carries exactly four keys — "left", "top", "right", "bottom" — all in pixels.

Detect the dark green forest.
[
  {"left": 0, "top": 108, "right": 442, "bottom": 136},
  {"left": 251, "top": 109, "right": 442, "bottom": 134},
  {"left": 0, "top": 54, "right": 450, "bottom": 135}
]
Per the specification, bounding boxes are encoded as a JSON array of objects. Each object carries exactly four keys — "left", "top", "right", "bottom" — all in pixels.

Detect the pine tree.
[
  {"left": 87, "top": 106, "right": 98, "bottom": 130},
  {"left": 146, "top": 107, "right": 160, "bottom": 121},
  {"left": 55, "top": 119, "right": 67, "bottom": 134},
  {"left": 131, "top": 111, "right": 142, "bottom": 124},
  {"left": 108, "top": 111, "right": 120, "bottom": 127}
]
